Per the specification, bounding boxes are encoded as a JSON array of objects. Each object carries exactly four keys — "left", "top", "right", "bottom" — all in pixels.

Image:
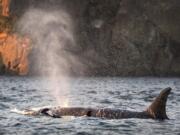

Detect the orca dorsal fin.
[{"left": 146, "top": 87, "right": 172, "bottom": 120}]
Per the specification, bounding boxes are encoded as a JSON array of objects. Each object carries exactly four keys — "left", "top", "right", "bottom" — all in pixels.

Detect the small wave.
[{"left": 11, "top": 108, "right": 31, "bottom": 115}]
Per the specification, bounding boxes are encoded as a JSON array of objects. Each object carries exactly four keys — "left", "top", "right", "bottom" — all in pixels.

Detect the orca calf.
[{"left": 25, "top": 87, "right": 172, "bottom": 120}]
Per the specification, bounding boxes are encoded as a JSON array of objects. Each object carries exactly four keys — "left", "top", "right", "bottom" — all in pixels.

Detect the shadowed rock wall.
[{"left": 61, "top": 0, "right": 180, "bottom": 76}]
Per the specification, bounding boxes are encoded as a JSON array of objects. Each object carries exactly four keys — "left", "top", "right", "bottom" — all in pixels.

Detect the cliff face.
[
  {"left": 110, "top": 0, "right": 180, "bottom": 76},
  {"left": 0, "top": 33, "right": 30, "bottom": 75},
  {"left": 57, "top": 0, "right": 180, "bottom": 76},
  {"left": 1, "top": 0, "right": 180, "bottom": 76},
  {"left": 66, "top": 0, "right": 180, "bottom": 76},
  {"left": 0, "top": 0, "right": 31, "bottom": 75}
]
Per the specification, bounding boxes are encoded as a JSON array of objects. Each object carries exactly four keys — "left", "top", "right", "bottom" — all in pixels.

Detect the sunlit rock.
[{"left": 0, "top": 33, "right": 31, "bottom": 75}]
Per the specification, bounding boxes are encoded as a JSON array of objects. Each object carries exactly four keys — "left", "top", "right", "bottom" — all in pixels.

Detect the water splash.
[
  {"left": 11, "top": 108, "right": 37, "bottom": 115},
  {"left": 10, "top": 105, "right": 53, "bottom": 115}
]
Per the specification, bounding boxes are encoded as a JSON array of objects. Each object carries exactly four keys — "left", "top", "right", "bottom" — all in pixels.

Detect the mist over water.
[{"left": 17, "top": 8, "right": 81, "bottom": 106}]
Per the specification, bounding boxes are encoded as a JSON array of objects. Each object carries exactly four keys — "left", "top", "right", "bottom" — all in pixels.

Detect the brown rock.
[{"left": 0, "top": 33, "right": 31, "bottom": 75}]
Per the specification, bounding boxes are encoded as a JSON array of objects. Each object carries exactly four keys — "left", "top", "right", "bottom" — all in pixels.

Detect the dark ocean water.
[{"left": 0, "top": 76, "right": 179, "bottom": 135}]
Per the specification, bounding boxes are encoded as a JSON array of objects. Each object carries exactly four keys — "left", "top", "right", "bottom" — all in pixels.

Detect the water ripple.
[{"left": 0, "top": 77, "right": 179, "bottom": 135}]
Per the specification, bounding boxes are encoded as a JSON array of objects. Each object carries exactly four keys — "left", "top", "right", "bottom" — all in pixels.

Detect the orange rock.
[
  {"left": 1, "top": 0, "right": 10, "bottom": 17},
  {"left": 0, "top": 33, "right": 31, "bottom": 75},
  {"left": 0, "top": 32, "right": 8, "bottom": 38}
]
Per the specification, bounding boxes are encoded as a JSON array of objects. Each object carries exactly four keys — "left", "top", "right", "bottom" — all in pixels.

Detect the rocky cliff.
[
  {"left": 1, "top": 0, "right": 180, "bottom": 76},
  {"left": 0, "top": 0, "right": 31, "bottom": 75},
  {"left": 0, "top": 32, "right": 31, "bottom": 75},
  {"left": 68, "top": 0, "right": 180, "bottom": 76}
]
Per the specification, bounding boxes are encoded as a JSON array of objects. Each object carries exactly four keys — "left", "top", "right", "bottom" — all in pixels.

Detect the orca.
[{"left": 24, "top": 87, "right": 172, "bottom": 120}]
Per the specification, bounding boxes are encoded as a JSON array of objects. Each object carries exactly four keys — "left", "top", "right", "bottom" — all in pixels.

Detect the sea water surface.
[{"left": 0, "top": 76, "right": 179, "bottom": 135}]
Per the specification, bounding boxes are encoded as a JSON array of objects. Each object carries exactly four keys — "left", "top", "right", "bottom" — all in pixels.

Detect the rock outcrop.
[
  {"left": 0, "top": 32, "right": 31, "bottom": 75},
  {"left": 0, "top": 0, "right": 31, "bottom": 75},
  {"left": 1, "top": 0, "right": 180, "bottom": 76}
]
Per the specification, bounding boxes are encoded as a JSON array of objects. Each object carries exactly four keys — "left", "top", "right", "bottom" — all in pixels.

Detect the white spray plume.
[{"left": 17, "top": 8, "right": 82, "bottom": 106}]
